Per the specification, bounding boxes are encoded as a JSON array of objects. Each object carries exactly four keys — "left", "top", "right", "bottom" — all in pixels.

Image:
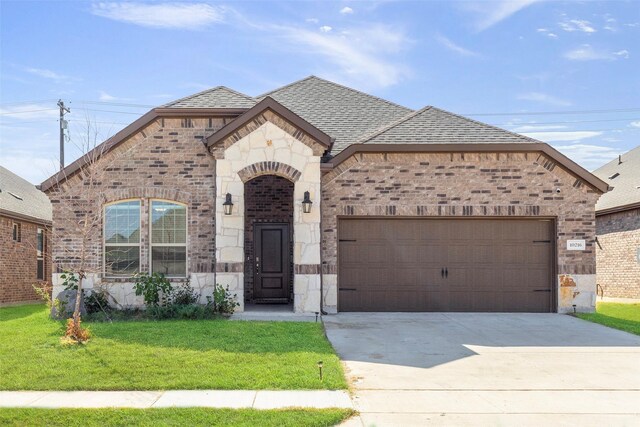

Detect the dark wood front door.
[{"left": 253, "top": 223, "right": 290, "bottom": 302}]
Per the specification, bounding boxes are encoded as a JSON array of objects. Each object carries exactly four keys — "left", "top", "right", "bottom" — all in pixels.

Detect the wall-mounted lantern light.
[
  {"left": 223, "top": 193, "right": 233, "bottom": 215},
  {"left": 302, "top": 191, "right": 313, "bottom": 213}
]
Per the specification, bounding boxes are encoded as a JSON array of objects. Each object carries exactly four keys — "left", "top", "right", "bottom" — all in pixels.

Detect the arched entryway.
[{"left": 244, "top": 175, "right": 294, "bottom": 306}]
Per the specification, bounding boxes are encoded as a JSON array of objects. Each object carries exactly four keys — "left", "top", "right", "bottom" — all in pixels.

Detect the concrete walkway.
[
  {"left": 325, "top": 313, "right": 640, "bottom": 426},
  {"left": 0, "top": 390, "right": 352, "bottom": 409}
]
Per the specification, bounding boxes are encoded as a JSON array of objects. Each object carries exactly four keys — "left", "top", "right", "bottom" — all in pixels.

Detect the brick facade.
[
  {"left": 243, "top": 175, "right": 294, "bottom": 301},
  {"left": 0, "top": 215, "right": 51, "bottom": 305},
  {"left": 596, "top": 208, "right": 640, "bottom": 299}
]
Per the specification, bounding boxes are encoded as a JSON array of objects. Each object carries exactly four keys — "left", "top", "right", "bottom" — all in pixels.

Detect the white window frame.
[
  {"left": 36, "top": 228, "right": 45, "bottom": 280},
  {"left": 149, "top": 199, "right": 188, "bottom": 278},
  {"left": 103, "top": 199, "right": 142, "bottom": 277}
]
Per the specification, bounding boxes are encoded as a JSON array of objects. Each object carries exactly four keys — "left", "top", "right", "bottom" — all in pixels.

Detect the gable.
[{"left": 205, "top": 97, "right": 331, "bottom": 158}]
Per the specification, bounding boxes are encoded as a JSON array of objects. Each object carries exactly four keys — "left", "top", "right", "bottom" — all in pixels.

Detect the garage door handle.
[
  {"left": 441, "top": 268, "right": 445, "bottom": 278},
  {"left": 533, "top": 289, "right": 551, "bottom": 292},
  {"left": 445, "top": 268, "right": 448, "bottom": 278}
]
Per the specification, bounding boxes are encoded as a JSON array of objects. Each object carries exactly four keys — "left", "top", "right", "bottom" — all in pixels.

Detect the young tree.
[{"left": 45, "top": 118, "right": 126, "bottom": 341}]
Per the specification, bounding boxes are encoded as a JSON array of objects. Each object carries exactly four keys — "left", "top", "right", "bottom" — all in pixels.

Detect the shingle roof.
[
  {"left": 359, "top": 106, "right": 540, "bottom": 145},
  {"left": 593, "top": 145, "right": 640, "bottom": 213},
  {"left": 257, "top": 76, "right": 413, "bottom": 153},
  {"left": 163, "top": 86, "right": 256, "bottom": 109},
  {"left": 0, "top": 166, "right": 52, "bottom": 223}
]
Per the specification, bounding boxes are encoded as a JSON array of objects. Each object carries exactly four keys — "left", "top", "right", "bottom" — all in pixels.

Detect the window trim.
[
  {"left": 36, "top": 228, "right": 45, "bottom": 280},
  {"left": 149, "top": 199, "right": 188, "bottom": 278},
  {"left": 12, "top": 222, "right": 21, "bottom": 242},
  {"left": 103, "top": 198, "right": 142, "bottom": 278}
]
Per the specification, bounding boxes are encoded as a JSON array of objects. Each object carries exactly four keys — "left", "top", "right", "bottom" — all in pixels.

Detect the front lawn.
[
  {"left": 0, "top": 304, "right": 347, "bottom": 390},
  {"left": 0, "top": 408, "right": 355, "bottom": 427},
  {"left": 576, "top": 302, "right": 640, "bottom": 336}
]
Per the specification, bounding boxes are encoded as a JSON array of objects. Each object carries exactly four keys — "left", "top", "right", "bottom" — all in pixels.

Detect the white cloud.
[
  {"left": 0, "top": 104, "right": 59, "bottom": 120},
  {"left": 305, "top": 18, "right": 319, "bottom": 24},
  {"left": 24, "top": 67, "right": 70, "bottom": 81},
  {"left": 435, "top": 34, "right": 481, "bottom": 57},
  {"left": 536, "top": 28, "right": 558, "bottom": 39},
  {"left": 551, "top": 143, "right": 620, "bottom": 170},
  {"left": 463, "top": 0, "right": 542, "bottom": 31},
  {"left": 517, "top": 92, "right": 572, "bottom": 107},
  {"left": 521, "top": 131, "right": 602, "bottom": 142},
  {"left": 630, "top": 121, "right": 640, "bottom": 128},
  {"left": 559, "top": 19, "right": 596, "bottom": 33},
  {"left": 564, "top": 44, "right": 628, "bottom": 61},
  {"left": 91, "top": 2, "right": 225, "bottom": 29},
  {"left": 276, "top": 24, "right": 410, "bottom": 88},
  {"left": 603, "top": 15, "right": 617, "bottom": 32},
  {"left": 99, "top": 91, "right": 117, "bottom": 101},
  {"left": 319, "top": 25, "right": 332, "bottom": 33},
  {"left": 340, "top": 7, "right": 354, "bottom": 15}
]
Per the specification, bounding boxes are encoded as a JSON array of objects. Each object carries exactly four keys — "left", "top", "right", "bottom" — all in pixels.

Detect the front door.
[{"left": 253, "top": 223, "right": 290, "bottom": 302}]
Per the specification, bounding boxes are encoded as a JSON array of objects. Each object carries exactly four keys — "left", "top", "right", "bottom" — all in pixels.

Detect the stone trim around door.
[{"left": 237, "top": 161, "right": 302, "bottom": 183}]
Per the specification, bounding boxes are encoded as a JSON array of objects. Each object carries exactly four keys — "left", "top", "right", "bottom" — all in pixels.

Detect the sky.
[{"left": 1, "top": 0, "right": 639, "bottom": 184}]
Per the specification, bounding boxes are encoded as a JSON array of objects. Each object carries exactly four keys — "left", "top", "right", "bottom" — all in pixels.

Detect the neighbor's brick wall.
[
  {"left": 321, "top": 152, "right": 600, "bottom": 276},
  {"left": 596, "top": 208, "right": 640, "bottom": 299},
  {"left": 47, "top": 117, "right": 228, "bottom": 277},
  {"left": 0, "top": 215, "right": 51, "bottom": 305},
  {"left": 243, "top": 175, "right": 294, "bottom": 301}
]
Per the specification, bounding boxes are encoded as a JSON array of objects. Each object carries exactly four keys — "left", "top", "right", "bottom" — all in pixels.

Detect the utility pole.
[{"left": 58, "top": 99, "right": 70, "bottom": 170}]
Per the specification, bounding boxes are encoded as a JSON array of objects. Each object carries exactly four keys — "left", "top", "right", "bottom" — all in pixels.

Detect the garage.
[{"left": 338, "top": 218, "right": 555, "bottom": 312}]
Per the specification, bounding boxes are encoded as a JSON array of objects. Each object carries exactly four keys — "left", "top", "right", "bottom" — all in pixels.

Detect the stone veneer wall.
[
  {"left": 596, "top": 208, "right": 640, "bottom": 299},
  {"left": 48, "top": 117, "right": 222, "bottom": 305},
  {"left": 0, "top": 215, "right": 51, "bottom": 305},
  {"left": 213, "top": 120, "right": 324, "bottom": 313},
  {"left": 244, "top": 175, "right": 294, "bottom": 302},
  {"left": 321, "top": 151, "right": 601, "bottom": 313}
]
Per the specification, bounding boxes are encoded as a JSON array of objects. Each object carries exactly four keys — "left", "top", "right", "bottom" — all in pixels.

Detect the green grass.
[
  {"left": 0, "top": 408, "right": 355, "bottom": 427},
  {"left": 0, "top": 304, "right": 347, "bottom": 390},
  {"left": 576, "top": 302, "right": 640, "bottom": 336}
]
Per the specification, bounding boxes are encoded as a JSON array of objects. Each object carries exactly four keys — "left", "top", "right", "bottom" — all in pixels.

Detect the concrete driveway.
[{"left": 324, "top": 313, "right": 640, "bottom": 426}]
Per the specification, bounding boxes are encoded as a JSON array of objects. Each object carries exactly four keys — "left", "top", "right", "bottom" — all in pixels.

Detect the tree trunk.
[{"left": 73, "top": 273, "right": 83, "bottom": 328}]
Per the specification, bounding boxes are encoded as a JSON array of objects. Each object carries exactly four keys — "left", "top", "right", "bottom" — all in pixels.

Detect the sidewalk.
[{"left": 0, "top": 390, "right": 353, "bottom": 409}]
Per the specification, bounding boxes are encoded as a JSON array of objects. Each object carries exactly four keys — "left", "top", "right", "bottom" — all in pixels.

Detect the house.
[
  {"left": 0, "top": 166, "right": 52, "bottom": 305},
  {"left": 593, "top": 146, "right": 640, "bottom": 301},
  {"left": 41, "top": 76, "right": 608, "bottom": 314}
]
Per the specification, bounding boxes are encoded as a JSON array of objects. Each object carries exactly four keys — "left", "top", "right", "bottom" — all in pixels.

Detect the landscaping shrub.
[
  {"left": 132, "top": 272, "right": 173, "bottom": 307},
  {"left": 210, "top": 284, "right": 240, "bottom": 315},
  {"left": 84, "top": 289, "right": 111, "bottom": 314},
  {"left": 170, "top": 281, "right": 199, "bottom": 305}
]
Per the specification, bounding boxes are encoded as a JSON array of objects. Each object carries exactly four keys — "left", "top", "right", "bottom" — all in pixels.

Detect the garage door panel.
[{"left": 338, "top": 218, "right": 554, "bottom": 312}]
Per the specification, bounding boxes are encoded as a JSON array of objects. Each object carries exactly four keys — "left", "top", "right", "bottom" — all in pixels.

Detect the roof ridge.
[
  {"left": 256, "top": 75, "right": 318, "bottom": 98},
  {"left": 163, "top": 86, "right": 255, "bottom": 107},
  {"left": 357, "top": 106, "right": 433, "bottom": 144},
  {"left": 258, "top": 75, "right": 413, "bottom": 111},
  {"left": 428, "top": 106, "right": 543, "bottom": 144},
  {"left": 593, "top": 145, "right": 640, "bottom": 173}
]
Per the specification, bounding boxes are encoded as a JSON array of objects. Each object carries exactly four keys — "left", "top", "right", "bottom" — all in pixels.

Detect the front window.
[
  {"left": 37, "top": 228, "right": 44, "bottom": 280},
  {"left": 104, "top": 200, "right": 141, "bottom": 276},
  {"left": 150, "top": 200, "right": 187, "bottom": 277}
]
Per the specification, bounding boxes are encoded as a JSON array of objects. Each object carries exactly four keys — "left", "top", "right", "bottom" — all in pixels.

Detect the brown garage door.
[{"left": 338, "top": 218, "right": 554, "bottom": 312}]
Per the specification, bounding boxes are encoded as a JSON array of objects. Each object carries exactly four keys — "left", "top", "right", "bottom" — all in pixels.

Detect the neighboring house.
[
  {"left": 42, "top": 76, "right": 608, "bottom": 314},
  {"left": 593, "top": 146, "right": 640, "bottom": 300},
  {"left": 0, "top": 166, "right": 52, "bottom": 305}
]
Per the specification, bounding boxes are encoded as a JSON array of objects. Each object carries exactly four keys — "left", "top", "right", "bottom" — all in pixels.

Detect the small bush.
[
  {"left": 84, "top": 289, "right": 111, "bottom": 314},
  {"left": 132, "top": 272, "right": 173, "bottom": 307},
  {"left": 171, "top": 281, "right": 199, "bottom": 305},
  {"left": 211, "top": 284, "right": 240, "bottom": 315},
  {"left": 32, "top": 282, "right": 53, "bottom": 308}
]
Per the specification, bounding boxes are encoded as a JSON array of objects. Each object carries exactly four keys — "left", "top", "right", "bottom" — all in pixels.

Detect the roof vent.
[
  {"left": 609, "top": 173, "right": 620, "bottom": 180},
  {"left": 8, "top": 192, "right": 23, "bottom": 200}
]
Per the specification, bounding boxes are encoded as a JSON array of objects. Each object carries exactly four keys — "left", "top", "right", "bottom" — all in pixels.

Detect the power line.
[
  {"left": 0, "top": 108, "right": 58, "bottom": 115},
  {"left": 465, "top": 107, "right": 640, "bottom": 116},
  {"left": 0, "top": 99, "right": 58, "bottom": 106},
  {"left": 76, "top": 100, "right": 155, "bottom": 108}
]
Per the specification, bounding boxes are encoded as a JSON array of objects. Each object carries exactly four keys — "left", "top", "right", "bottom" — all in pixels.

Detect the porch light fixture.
[
  {"left": 302, "top": 191, "right": 313, "bottom": 213},
  {"left": 223, "top": 193, "right": 233, "bottom": 215}
]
